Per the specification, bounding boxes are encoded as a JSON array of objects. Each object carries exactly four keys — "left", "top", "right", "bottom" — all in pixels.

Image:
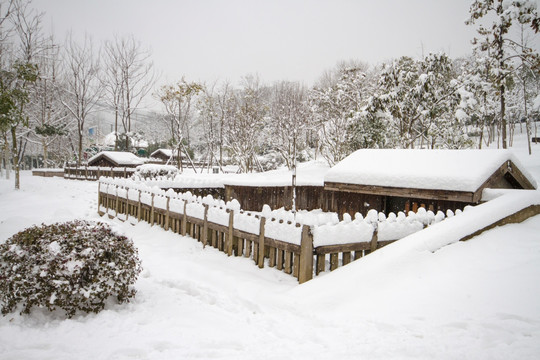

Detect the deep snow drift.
[{"left": 1, "top": 137, "right": 540, "bottom": 359}]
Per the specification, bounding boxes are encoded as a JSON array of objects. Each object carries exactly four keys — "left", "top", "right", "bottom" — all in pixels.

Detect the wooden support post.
[
  {"left": 253, "top": 242, "right": 259, "bottom": 263},
  {"left": 190, "top": 221, "right": 196, "bottom": 238},
  {"left": 110, "top": 167, "right": 113, "bottom": 178},
  {"left": 269, "top": 247, "right": 276, "bottom": 267},
  {"left": 284, "top": 251, "right": 292, "bottom": 274},
  {"left": 277, "top": 249, "right": 284, "bottom": 270},
  {"left": 245, "top": 240, "right": 252, "bottom": 258},
  {"left": 202, "top": 204, "right": 209, "bottom": 247},
  {"left": 330, "top": 253, "right": 338, "bottom": 271},
  {"left": 237, "top": 236, "right": 243, "bottom": 256},
  {"left": 218, "top": 231, "right": 224, "bottom": 251},
  {"left": 299, "top": 225, "right": 314, "bottom": 284},
  {"left": 97, "top": 168, "right": 101, "bottom": 179},
  {"left": 370, "top": 229, "right": 378, "bottom": 253},
  {"left": 226, "top": 210, "right": 234, "bottom": 256},
  {"left": 165, "top": 197, "right": 171, "bottom": 231},
  {"left": 123, "top": 167, "right": 127, "bottom": 178},
  {"left": 150, "top": 194, "right": 155, "bottom": 226},
  {"left": 342, "top": 252, "right": 351, "bottom": 266},
  {"left": 293, "top": 253, "right": 300, "bottom": 278},
  {"left": 316, "top": 254, "right": 325, "bottom": 275},
  {"left": 212, "top": 229, "right": 217, "bottom": 248},
  {"left": 354, "top": 251, "right": 363, "bottom": 260},
  {"left": 85, "top": 165, "right": 88, "bottom": 180},
  {"left": 257, "top": 217, "right": 266, "bottom": 268},
  {"left": 181, "top": 201, "right": 187, "bottom": 236}
]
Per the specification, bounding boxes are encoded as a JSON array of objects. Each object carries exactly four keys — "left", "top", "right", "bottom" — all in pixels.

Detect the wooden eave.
[
  {"left": 325, "top": 160, "right": 535, "bottom": 204},
  {"left": 472, "top": 160, "right": 535, "bottom": 202},
  {"left": 324, "top": 181, "right": 475, "bottom": 203}
]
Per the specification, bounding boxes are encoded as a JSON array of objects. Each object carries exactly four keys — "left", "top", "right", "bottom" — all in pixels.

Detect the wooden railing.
[
  {"left": 64, "top": 166, "right": 136, "bottom": 180},
  {"left": 97, "top": 182, "right": 401, "bottom": 283}
]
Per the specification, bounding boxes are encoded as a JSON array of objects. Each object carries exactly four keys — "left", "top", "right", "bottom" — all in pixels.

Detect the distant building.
[
  {"left": 87, "top": 151, "right": 145, "bottom": 168},
  {"left": 150, "top": 149, "right": 176, "bottom": 163}
]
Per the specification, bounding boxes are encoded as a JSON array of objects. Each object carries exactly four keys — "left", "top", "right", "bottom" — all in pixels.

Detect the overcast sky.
[{"left": 33, "top": 0, "right": 537, "bottom": 89}]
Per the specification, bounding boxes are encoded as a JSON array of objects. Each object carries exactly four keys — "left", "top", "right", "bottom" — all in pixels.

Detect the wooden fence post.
[
  {"left": 85, "top": 165, "right": 88, "bottom": 180},
  {"left": 370, "top": 228, "right": 378, "bottom": 252},
  {"left": 150, "top": 193, "right": 155, "bottom": 226},
  {"left": 299, "top": 225, "right": 314, "bottom": 284},
  {"left": 257, "top": 217, "right": 266, "bottom": 268},
  {"left": 114, "top": 185, "right": 120, "bottom": 217},
  {"left": 181, "top": 201, "right": 187, "bottom": 236},
  {"left": 226, "top": 210, "right": 234, "bottom": 256},
  {"left": 202, "top": 204, "right": 209, "bottom": 247},
  {"left": 97, "top": 181, "right": 101, "bottom": 210},
  {"left": 165, "top": 197, "right": 171, "bottom": 231},
  {"left": 137, "top": 190, "right": 142, "bottom": 222}
]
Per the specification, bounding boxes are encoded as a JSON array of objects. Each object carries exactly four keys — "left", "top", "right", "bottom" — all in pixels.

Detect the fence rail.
[
  {"left": 64, "top": 166, "right": 136, "bottom": 180},
  {"left": 97, "top": 181, "right": 403, "bottom": 283}
]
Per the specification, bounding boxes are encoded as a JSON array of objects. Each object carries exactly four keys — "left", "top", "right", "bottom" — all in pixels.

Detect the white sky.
[{"left": 33, "top": 0, "right": 490, "bottom": 89}]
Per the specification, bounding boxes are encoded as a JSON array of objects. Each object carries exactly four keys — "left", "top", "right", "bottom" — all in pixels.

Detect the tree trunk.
[
  {"left": 501, "top": 84, "right": 507, "bottom": 149},
  {"left": 11, "top": 126, "right": 20, "bottom": 190},
  {"left": 42, "top": 140, "right": 48, "bottom": 169},
  {"left": 114, "top": 106, "right": 118, "bottom": 151},
  {"left": 78, "top": 130, "right": 83, "bottom": 166}
]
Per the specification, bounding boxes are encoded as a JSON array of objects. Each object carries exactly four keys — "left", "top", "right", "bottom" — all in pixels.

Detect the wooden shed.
[
  {"left": 87, "top": 151, "right": 145, "bottom": 168},
  {"left": 324, "top": 149, "right": 537, "bottom": 215},
  {"left": 150, "top": 149, "right": 176, "bottom": 163},
  {"left": 223, "top": 149, "right": 536, "bottom": 217}
]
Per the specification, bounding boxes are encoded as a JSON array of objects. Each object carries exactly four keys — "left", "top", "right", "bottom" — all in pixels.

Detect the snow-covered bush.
[
  {"left": 0, "top": 221, "right": 142, "bottom": 318},
  {"left": 132, "top": 164, "right": 178, "bottom": 180}
]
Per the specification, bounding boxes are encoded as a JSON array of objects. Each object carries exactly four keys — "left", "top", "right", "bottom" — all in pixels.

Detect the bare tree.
[
  {"left": 103, "top": 35, "right": 156, "bottom": 151},
  {"left": 61, "top": 33, "right": 102, "bottom": 164},
  {"left": 267, "top": 80, "right": 310, "bottom": 169},
  {"left": 155, "top": 77, "right": 203, "bottom": 169},
  {"left": 223, "top": 74, "right": 267, "bottom": 173},
  {"left": 25, "top": 35, "right": 69, "bottom": 168}
]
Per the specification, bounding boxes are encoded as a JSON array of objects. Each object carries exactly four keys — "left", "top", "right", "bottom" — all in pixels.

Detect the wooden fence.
[
  {"left": 64, "top": 166, "right": 136, "bottom": 180},
  {"left": 98, "top": 183, "right": 397, "bottom": 283}
]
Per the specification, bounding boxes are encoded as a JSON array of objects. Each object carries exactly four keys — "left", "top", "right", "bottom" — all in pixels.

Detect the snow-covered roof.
[
  {"left": 324, "top": 149, "right": 537, "bottom": 193},
  {"left": 88, "top": 151, "right": 145, "bottom": 167},
  {"left": 223, "top": 161, "right": 330, "bottom": 187},
  {"left": 151, "top": 149, "right": 175, "bottom": 158}
]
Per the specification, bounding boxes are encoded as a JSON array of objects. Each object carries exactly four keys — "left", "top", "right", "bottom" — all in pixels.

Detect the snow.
[
  {"left": 2, "top": 134, "right": 540, "bottom": 359},
  {"left": 223, "top": 160, "right": 329, "bottom": 187},
  {"left": 88, "top": 151, "right": 145, "bottom": 166},
  {"left": 325, "top": 148, "right": 538, "bottom": 192}
]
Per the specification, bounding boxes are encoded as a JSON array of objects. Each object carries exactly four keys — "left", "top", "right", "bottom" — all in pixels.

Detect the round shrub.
[{"left": 0, "top": 220, "right": 142, "bottom": 318}]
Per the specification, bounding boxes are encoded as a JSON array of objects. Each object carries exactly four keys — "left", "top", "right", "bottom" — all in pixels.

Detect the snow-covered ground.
[{"left": 1, "top": 135, "right": 540, "bottom": 359}]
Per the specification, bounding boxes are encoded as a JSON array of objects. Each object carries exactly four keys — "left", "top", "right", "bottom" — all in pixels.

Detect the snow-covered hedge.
[
  {"left": 0, "top": 221, "right": 142, "bottom": 318},
  {"left": 132, "top": 164, "right": 179, "bottom": 180}
]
